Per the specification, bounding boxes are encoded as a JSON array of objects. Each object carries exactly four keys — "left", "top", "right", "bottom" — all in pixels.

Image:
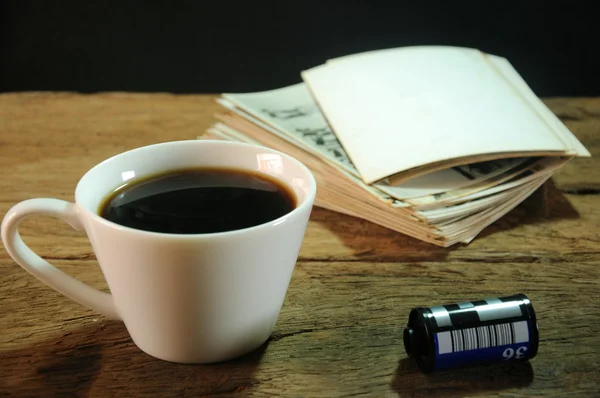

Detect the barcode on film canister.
[
  {"left": 437, "top": 320, "right": 529, "bottom": 353},
  {"left": 403, "top": 294, "right": 539, "bottom": 372}
]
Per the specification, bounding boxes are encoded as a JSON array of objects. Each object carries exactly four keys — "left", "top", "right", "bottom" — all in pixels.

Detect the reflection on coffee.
[{"left": 99, "top": 167, "right": 296, "bottom": 234}]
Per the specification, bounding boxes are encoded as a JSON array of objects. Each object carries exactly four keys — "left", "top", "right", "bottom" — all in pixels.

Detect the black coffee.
[{"left": 99, "top": 167, "right": 296, "bottom": 234}]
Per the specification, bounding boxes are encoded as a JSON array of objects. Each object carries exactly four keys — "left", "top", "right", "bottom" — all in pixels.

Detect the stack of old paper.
[{"left": 202, "top": 46, "right": 590, "bottom": 247}]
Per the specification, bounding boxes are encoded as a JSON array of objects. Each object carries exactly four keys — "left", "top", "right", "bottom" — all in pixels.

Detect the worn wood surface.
[{"left": 0, "top": 93, "right": 599, "bottom": 397}]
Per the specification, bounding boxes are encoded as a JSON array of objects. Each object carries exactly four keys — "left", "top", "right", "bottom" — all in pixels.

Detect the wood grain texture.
[{"left": 1, "top": 93, "right": 599, "bottom": 397}]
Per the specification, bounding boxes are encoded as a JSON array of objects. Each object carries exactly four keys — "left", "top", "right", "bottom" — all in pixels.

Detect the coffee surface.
[{"left": 99, "top": 167, "right": 296, "bottom": 234}]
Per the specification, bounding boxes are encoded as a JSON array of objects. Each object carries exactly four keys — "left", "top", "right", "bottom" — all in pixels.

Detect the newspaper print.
[
  {"left": 408, "top": 157, "right": 568, "bottom": 210},
  {"left": 221, "top": 84, "right": 357, "bottom": 176}
]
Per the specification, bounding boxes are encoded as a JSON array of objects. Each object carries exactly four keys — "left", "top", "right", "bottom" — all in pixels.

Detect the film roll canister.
[{"left": 403, "top": 293, "right": 539, "bottom": 372}]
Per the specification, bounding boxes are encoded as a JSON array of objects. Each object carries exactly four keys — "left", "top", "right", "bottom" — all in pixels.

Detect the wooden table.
[{"left": 1, "top": 93, "right": 599, "bottom": 397}]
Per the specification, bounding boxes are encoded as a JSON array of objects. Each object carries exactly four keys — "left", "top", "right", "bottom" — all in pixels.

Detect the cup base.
[{"left": 131, "top": 335, "right": 272, "bottom": 364}]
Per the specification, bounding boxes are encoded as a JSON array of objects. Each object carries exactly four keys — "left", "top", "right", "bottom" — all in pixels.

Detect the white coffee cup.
[{"left": 1, "top": 140, "right": 317, "bottom": 363}]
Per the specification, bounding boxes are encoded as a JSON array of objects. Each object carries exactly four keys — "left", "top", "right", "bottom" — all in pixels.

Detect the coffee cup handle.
[{"left": 1, "top": 198, "right": 120, "bottom": 319}]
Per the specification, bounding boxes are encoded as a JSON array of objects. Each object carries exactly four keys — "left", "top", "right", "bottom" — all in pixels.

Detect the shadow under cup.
[{"left": 74, "top": 140, "right": 317, "bottom": 363}]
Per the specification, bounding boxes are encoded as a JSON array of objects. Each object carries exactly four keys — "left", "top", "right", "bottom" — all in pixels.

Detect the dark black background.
[{"left": 1, "top": 1, "right": 598, "bottom": 96}]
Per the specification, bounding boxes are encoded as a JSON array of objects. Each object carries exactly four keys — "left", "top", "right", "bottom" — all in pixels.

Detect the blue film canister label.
[{"left": 434, "top": 320, "right": 532, "bottom": 370}]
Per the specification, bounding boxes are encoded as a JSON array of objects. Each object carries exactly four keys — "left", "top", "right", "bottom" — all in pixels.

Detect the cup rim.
[{"left": 75, "top": 139, "right": 317, "bottom": 239}]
